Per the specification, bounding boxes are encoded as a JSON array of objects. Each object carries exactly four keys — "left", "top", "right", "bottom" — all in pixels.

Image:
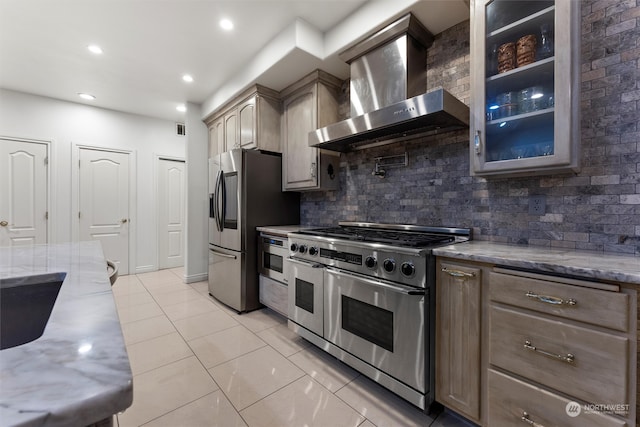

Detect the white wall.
[
  {"left": 184, "top": 102, "right": 209, "bottom": 283},
  {"left": 0, "top": 88, "right": 186, "bottom": 273}
]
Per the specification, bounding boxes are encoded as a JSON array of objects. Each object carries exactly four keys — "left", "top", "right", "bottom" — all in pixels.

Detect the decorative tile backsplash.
[{"left": 301, "top": 0, "right": 640, "bottom": 255}]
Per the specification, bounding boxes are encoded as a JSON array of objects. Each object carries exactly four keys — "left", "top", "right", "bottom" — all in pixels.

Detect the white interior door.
[
  {"left": 0, "top": 138, "right": 48, "bottom": 246},
  {"left": 79, "top": 148, "right": 130, "bottom": 273},
  {"left": 158, "top": 158, "right": 185, "bottom": 269}
]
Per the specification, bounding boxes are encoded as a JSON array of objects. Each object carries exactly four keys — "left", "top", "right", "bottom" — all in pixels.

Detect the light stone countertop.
[
  {"left": 0, "top": 241, "right": 133, "bottom": 427},
  {"left": 433, "top": 241, "right": 640, "bottom": 285}
]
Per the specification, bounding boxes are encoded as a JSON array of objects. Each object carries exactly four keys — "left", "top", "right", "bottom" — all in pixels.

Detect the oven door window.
[
  {"left": 264, "top": 252, "right": 283, "bottom": 273},
  {"left": 295, "top": 278, "right": 315, "bottom": 313},
  {"left": 341, "top": 295, "right": 394, "bottom": 352}
]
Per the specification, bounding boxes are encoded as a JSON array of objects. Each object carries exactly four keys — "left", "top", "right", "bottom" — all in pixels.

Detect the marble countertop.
[
  {"left": 433, "top": 241, "right": 640, "bottom": 285},
  {"left": 256, "top": 225, "right": 312, "bottom": 236},
  {"left": 0, "top": 241, "right": 133, "bottom": 427}
]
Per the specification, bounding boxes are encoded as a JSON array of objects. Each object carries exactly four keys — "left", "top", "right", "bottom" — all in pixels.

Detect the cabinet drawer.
[
  {"left": 489, "top": 271, "right": 629, "bottom": 332},
  {"left": 490, "top": 305, "right": 629, "bottom": 405},
  {"left": 259, "top": 275, "right": 287, "bottom": 317},
  {"left": 488, "top": 369, "right": 627, "bottom": 427}
]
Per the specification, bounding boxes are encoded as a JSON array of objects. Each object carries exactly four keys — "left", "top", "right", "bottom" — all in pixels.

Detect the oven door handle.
[
  {"left": 287, "top": 257, "right": 324, "bottom": 269},
  {"left": 325, "top": 267, "right": 426, "bottom": 296}
]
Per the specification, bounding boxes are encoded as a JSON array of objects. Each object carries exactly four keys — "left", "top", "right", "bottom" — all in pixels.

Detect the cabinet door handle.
[
  {"left": 521, "top": 412, "right": 545, "bottom": 427},
  {"left": 0, "top": 220, "right": 8, "bottom": 227},
  {"left": 441, "top": 267, "right": 475, "bottom": 278},
  {"left": 524, "top": 340, "right": 575, "bottom": 364},
  {"left": 474, "top": 130, "right": 482, "bottom": 155},
  {"left": 525, "top": 291, "right": 577, "bottom": 306},
  {"left": 310, "top": 162, "right": 317, "bottom": 178}
]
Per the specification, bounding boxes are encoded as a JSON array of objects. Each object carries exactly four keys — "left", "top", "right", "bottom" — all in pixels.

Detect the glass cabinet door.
[{"left": 470, "top": 0, "right": 579, "bottom": 176}]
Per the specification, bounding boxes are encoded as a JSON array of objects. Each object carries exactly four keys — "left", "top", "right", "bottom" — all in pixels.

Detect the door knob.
[
  {"left": 0, "top": 220, "right": 8, "bottom": 227},
  {"left": 121, "top": 219, "right": 128, "bottom": 224}
]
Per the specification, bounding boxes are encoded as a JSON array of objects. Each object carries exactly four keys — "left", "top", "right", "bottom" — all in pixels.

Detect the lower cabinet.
[
  {"left": 436, "top": 260, "right": 482, "bottom": 423},
  {"left": 435, "top": 257, "right": 637, "bottom": 427}
]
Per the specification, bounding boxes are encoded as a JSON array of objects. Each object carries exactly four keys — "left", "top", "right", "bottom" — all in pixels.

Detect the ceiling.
[{"left": 0, "top": 0, "right": 469, "bottom": 123}]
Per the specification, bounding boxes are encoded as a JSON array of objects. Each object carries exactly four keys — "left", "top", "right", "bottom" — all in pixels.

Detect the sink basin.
[{"left": 1, "top": 272, "right": 66, "bottom": 350}]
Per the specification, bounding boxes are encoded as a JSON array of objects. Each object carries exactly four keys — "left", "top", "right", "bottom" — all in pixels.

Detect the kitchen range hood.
[{"left": 309, "top": 14, "right": 469, "bottom": 152}]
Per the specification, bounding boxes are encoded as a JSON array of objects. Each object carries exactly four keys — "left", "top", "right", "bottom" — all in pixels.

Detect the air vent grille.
[{"left": 176, "top": 123, "right": 186, "bottom": 136}]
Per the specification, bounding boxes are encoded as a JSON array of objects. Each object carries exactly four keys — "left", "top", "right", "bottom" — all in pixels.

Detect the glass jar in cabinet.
[{"left": 470, "top": 0, "right": 580, "bottom": 176}]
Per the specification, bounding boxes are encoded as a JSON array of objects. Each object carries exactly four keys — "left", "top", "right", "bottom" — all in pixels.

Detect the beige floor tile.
[
  {"left": 169, "top": 266, "right": 185, "bottom": 278},
  {"left": 189, "top": 281, "right": 209, "bottom": 295},
  {"left": 240, "top": 376, "right": 366, "bottom": 427},
  {"left": 117, "top": 356, "right": 218, "bottom": 427},
  {"left": 256, "top": 322, "right": 311, "bottom": 357},
  {"left": 151, "top": 288, "right": 202, "bottom": 308},
  {"left": 145, "top": 281, "right": 194, "bottom": 296},
  {"left": 127, "top": 332, "right": 193, "bottom": 375},
  {"left": 117, "top": 301, "right": 164, "bottom": 324},
  {"left": 120, "top": 315, "right": 176, "bottom": 345},
  {"left": 189, "top": 325, "right": 266, "bottom": 368},
  {"left": 173, "top": 310, "right": 239, "bottom": 342},
  {"left": 137, "top": 270, "right": 182, "bottom": 287},
  {"left": 114, "top": 290, "right": 155, "bottom": 309},
  {"left": 233, "top": 307, "right": 286, "bottom": 332},
  {"left": 161, "top": 297, "right": 219, "bottom": 321},
  {"left": 142, "top": 390, "right": 247, "bottom": 427},
  {"left": 208, "top": 346, "right": 305, "bottom": 411},
  {"left": 112, "top": 276, "right": 147, "bottom": 297},
  {"left": 288, "top": 345, "right": 359, "bottom": 393},
  {"left": 335, "top": 376, "right": 435, "bottom": 427}
]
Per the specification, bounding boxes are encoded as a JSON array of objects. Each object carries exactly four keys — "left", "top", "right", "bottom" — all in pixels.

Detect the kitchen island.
[{"left": 0, "top": 241, "right": 133, "bottom": 427}]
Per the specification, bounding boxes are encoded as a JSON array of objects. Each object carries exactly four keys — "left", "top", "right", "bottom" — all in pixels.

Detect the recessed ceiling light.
[
  {"left": 176, "top": 104, "right": 187, "bottom": 112},
  {"left": 87, "top": 45, "right": 103, "bottom": 55},
  {"left": 220, "top": 18, "right": 234, "bottom": 31},
  {"left": 182, "top": 74, "right": 194, "bottom": 83},
  {"left": 78, "top": 93, "right": 96, "bottom": 100}
]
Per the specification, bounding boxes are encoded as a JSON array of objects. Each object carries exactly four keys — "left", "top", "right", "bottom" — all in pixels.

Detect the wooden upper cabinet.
[
  {"left": 204, "top": 85, "right": 281, "bottom": 156},
  {"left": 208, "top": 118, "right": 224, "bottom": 158},
  {"left": 280, "top": 70, "right": 342, "bottom": 192},
  {"left": 470, "top": 0, "right": 580, "bottom": 176}
]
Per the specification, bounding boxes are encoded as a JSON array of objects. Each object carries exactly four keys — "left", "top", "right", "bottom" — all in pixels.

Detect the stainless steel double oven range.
[{"left": 287, "top": 222, "right": 471, "bottom": 412}]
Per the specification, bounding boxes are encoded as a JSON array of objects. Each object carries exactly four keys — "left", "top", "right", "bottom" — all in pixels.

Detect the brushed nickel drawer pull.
[
  {"left": 521, "top": 412, "right": 545, "bottom": 426},
  {"left": 525, "top": 291, "right": 577, "bottom": 306},
  {"left": 524, "top": 340, "right": 575, "bottom": 364},
  {"left": 441, "top": 267, "right": 476, "bottom": 278}
]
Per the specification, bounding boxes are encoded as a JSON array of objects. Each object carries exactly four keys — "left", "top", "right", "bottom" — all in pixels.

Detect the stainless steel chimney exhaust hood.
[{"left": 309, "top": 14, "right": 469, "bottom": 152}]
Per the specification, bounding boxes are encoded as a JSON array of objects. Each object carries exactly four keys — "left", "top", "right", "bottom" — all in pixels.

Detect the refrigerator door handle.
[
  {"left": 220, "top": 169, "right": 226, "bottom": 231},
  {"left": 209, "top": 248, "right": 237, "bottom": 259},
  {"left": 215, "top": 170, "right": 223, "bottom": 231}
]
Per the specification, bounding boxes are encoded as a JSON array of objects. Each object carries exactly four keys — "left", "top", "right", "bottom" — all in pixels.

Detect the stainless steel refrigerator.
[{"left": 208, "top": 149, "right": 299, "bottom": 312}]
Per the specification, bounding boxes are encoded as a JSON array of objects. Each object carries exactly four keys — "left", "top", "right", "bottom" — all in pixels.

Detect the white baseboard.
[
  {"left": 184, "top": 272, "right": 208, "bottom": 284},
  {"left": 135, "top": 265, "right": 156, "bottom": 274}
]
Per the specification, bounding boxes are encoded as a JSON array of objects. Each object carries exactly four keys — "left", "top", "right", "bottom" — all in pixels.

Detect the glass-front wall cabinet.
[{"left": 470, "top": 0, "right": 579, "bottom": 176}]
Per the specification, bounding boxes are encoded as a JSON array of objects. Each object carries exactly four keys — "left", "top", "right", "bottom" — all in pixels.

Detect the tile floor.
[{"left": 111, "top": 268, "right": 474, "bottom": 427}]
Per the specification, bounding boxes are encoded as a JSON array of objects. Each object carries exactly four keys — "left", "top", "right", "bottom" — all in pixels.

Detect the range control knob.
[
  {"left": 364, "top": 256, "right": 377, "bottom": 269},
  {"left": 298, "top": 245, "right": 307, "bottom": 254},
  {"left": 308, "top": 247, "right": 318, "bottom": 256},
  {"left": 401, "top": 262, "right": 416, "bottom": 277},
  {"left": 383, "top": 258, "right": 396, "bottom": 273},
  {"left": 290, "top": 243, "right": 298, "bottom": 252}
]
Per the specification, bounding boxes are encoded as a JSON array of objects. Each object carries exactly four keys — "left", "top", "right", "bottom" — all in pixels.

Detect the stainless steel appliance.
[
  {"left": 287, "top": 222, "right": 471, "bottom": 412},
  {"left": 258, "top": 232, "right": 290, "bottom": 317},
  {"left": 309, "top": 14, "right": 469, "bottom": 152},
  {"left": 208, "top": 149, "right": 299, "bottom": 312}
]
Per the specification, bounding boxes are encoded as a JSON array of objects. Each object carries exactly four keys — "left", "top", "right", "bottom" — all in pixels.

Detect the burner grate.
[{"left": 300, "top": 226, "right": 455, "bottom": 248}]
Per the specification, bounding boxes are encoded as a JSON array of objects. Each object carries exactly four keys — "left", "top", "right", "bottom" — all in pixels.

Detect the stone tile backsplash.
[{"left": 301, "top": 0, "right": 640, "bottom": 255}]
